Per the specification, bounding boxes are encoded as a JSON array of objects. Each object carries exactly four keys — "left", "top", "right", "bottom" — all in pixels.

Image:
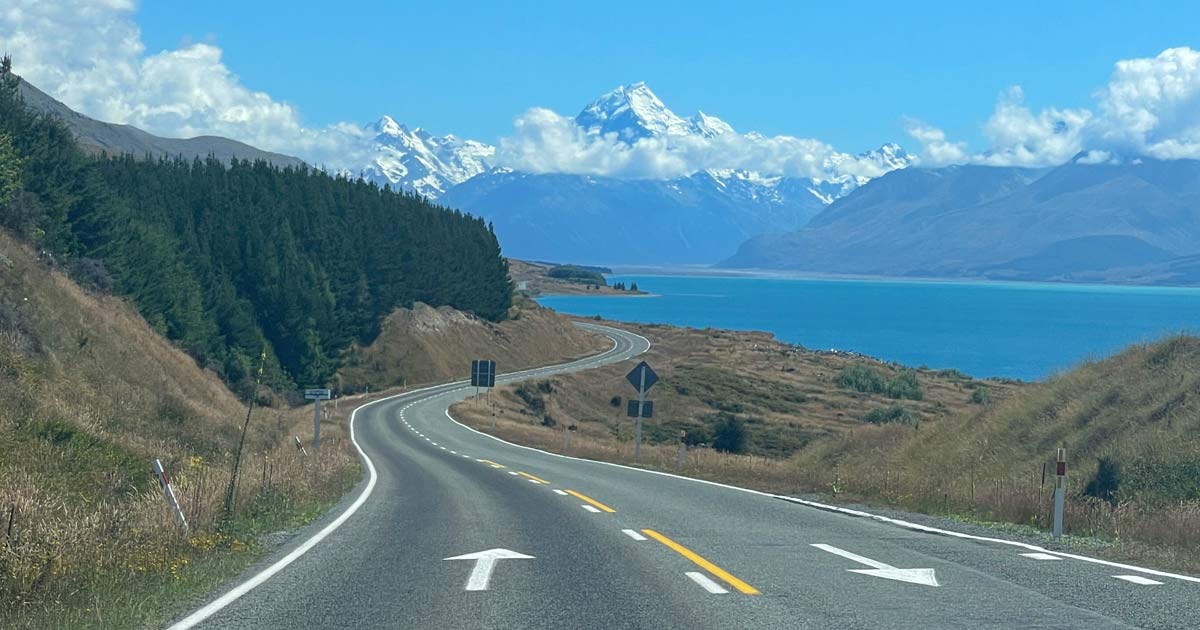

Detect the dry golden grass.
[{"left": 0, "top": 231, "right": 358, "bottom": 628}]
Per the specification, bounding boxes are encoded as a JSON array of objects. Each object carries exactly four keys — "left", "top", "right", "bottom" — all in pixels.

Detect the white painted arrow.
[
  {"left": 812, "top": 544, "right": 940, "bottom": 587},
  {"left": 443, "top": 548, "right": 535, "bottom": 591}
]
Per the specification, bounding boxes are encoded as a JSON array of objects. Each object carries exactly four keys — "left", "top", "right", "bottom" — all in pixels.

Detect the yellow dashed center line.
[
  {"left": 564, "top": 490, "right": 616, "bottom": 513},
  {"left": 477, "top": 459, "right": 506, "bottom": 469},
  {"left": 641, "top": 529, "right": 760, "bottom": 595},
  {"left": 517, "top": 471, "right": 549, "bottom": 484}
]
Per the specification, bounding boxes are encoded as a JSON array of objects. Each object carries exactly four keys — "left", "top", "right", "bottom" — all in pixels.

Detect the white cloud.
[
  {"left": 908, "top": 47, "right": 1200, "bottom": 166},
  {"left": 0, "top": 0, "right": 364, "bottom": 169},
  {"left": 903, "top": 119, "right": 968, "bottom": 166},
  {"left": 498, "top": 107, "right": 898, "bottom": 181}
]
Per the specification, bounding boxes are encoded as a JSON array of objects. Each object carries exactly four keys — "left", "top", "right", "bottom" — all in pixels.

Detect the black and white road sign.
[
  {"left": 626, "top": 361, "right": 658, "bottom": 393},
  {"left": 471, "top": 360, "right": 497, "bottom": 388},
  {"left": 304, "top": 388, "right": 331, "bottom": 400},
  {"left": 627, "top": 399, "right": 653, "bottom": 418}
]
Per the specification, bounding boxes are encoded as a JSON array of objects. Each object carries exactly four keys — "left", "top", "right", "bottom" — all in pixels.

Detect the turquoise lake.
[{"left": 537, "top": 275, "right": 1200, "bottom": 381}]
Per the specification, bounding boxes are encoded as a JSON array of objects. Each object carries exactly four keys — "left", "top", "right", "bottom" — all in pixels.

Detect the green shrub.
[
  {"left": 712, "top": 414, "right": 748, "bottom": 453},
  {"left": 970, "top": 386, "right": 992, "bottom": 405},
  {"left": 838, "top": 364, "right": 924, "bottom": 400},
  {"left": 862, "top": 405, "right": 916, "bottom": 425},
  {"left": 886, "top": 370, "right": 924, "bottom": 401},
  {"left": 1084, "top": 456, "right": 1122, "bottom": 504},
  {"left": 837, "top": 364, "right": 887, "bottom": 393}
]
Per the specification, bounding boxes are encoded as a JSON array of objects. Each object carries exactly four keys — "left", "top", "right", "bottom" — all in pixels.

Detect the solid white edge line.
[
  {"left": 622, "top": 529, "right": 647, "bottom": 541},
  {"left": 686, "top": 571, "right": 728, "bottom": 594},
  {"left": 171, "top": 324, "right": 643, "bottom": 628},
  {"left": 581, "top": 505, "right": 602, "bottom": 513},
  {"left": 440, "top": 325, "right": 1200, "bottom": 586},
  {"left": 168, "top": 377, "right": 463, "bottom": 629},
  {"left": 1113, "top": 575, "right": 1163, "bottom": 585}
]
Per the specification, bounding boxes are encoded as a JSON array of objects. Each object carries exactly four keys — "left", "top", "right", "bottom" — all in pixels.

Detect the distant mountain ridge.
[
  {"left": 431, "top": 83, "right": 915, "bottom": 263},
  {"left": 17, "top": 78, "right": 305, "bottom": 168},
  {"left": 723, "top": 157, "right": 1200, "bottom": 285}
]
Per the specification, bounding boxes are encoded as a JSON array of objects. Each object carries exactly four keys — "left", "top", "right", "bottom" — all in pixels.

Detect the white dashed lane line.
[
  {"left": 622, "top": 529, "right": 647, "bottom": 541},
  {"left": 1114, "top": 575, "right": 1163, "bottom": 585},
  {"left": 581, "top": 505, "right": 602, "bottom": 513},
  {"left": 553, "top": 489, "right": 568, "bottom": 496},
  {"left": 686, "top": 572, "right": 728, "bottom": 594}
]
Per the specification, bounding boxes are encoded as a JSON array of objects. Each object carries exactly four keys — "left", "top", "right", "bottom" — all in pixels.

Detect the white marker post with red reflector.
[
  {"left": 153, "top": 458, "right": 188, "bottom": 531},
  {"left": 1052, "top": 448, "right": 1066, "bottom": 538}
]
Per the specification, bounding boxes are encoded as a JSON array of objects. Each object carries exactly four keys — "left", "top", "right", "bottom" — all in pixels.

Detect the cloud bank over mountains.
[{"left": 4, "top": 1, "right": 1200, "bottom": 179}]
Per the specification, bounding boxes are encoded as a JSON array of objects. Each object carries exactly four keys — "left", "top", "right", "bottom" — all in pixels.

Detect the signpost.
[
  {"left": 625, "top": 361, "right": 658, "bottom": 460},
  {"left": 471, "top": 359, "right": 497, "bottom": 405},
  {"left": 1052, "top": 447, "right": 1067, "bottom": 538},
  {"left": 305, "top": 388, "right": 331, "bottom": 451}
]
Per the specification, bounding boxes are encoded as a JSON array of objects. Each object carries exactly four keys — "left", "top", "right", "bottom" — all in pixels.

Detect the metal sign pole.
[
  {"left": 1052, "top": 447, "right": 1067, "bottom": 538},
  {"left": 636, "top": 368, "right": 645, "bottom": 460},
  {"left": 312, "top": 398, "right": 321, "bottom": 451}
]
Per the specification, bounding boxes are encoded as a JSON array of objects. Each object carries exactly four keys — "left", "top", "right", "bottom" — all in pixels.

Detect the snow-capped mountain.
[
  {"left": 360, "top": 116, "right": 494, "bottom": 199},
  {"left": 575, "top": 81, "right": 734, "bottom": 141}
]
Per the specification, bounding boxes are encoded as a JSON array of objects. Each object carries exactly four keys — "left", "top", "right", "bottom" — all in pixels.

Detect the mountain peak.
[
  {"left": 576, "top": 82, "right": 690, "bottom": 140},
  {"left": 374, "top": 115, "right": 407, "bottom": 137}
]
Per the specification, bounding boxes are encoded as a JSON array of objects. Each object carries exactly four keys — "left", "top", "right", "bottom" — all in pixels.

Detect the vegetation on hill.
[
  {"left": 0, "top": 57, "right": 511, "bottom": 395},
  {"left": 546, "top": 265, "right": 608, "bottom": 286},
  {"left": 0, "top": 229, "right": 358, "bottom": 628}
]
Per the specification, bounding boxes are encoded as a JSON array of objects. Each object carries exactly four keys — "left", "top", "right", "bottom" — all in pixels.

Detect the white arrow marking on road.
[
  {"left": 444, "top": 548, "right": 535, "bottom": 591},
  {"left": 812, "top": 544, "right": 939, "bottom": 587}
]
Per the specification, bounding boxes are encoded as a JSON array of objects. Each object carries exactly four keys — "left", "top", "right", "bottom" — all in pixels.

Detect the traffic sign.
[
  {"left": 471, "top": 360, "right": 497, "bottom": 388},
  {"left": 626, "top": 361, "right": 658, "bottom": 393},
  {"left": 304, "top": 388, "right": 331, "bottom": 400},
  {"left": 627, "top": 399, "right": 653, "bottom": 418}
]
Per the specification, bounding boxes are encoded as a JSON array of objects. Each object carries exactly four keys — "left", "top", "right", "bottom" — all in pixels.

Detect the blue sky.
[{"left": 133, "top": 0, "right": 1199, "bottom": 152}]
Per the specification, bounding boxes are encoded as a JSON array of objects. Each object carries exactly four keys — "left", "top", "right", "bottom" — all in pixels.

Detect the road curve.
[{"left": 171, "top": 323, "right": 1199, "bottom": 630}]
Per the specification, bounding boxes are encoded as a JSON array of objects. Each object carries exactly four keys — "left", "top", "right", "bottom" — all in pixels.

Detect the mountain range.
[
  {"left": 723, "top": 157, "right": 1200, "bottom": 284},
  {"left": 24, "top": 71, "right": 1200, "bottom": 285},
  {"left": 364, "top": 82, "right": 914, "bottom": 263}
]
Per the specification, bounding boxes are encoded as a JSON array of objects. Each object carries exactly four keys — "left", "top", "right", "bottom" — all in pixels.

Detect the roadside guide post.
[
  {"left": 305, "top": 389, "right": 331, "bottom": 451},
  {"left": 152, "top": 458, "right": 188, "bottom": 531},
  {"left": 677, "top": 429, "right": 686, "bottom": 469},
  {"left": 1052, "top": 447, "right": 1067, "bottom": 538}
]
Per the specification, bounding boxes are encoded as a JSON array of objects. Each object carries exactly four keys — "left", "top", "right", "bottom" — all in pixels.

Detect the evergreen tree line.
[{"left": 0, "top": 58, "right": 511, "bottom": 395}]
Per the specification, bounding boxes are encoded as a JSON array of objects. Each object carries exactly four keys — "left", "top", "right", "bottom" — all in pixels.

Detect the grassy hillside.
[
  {"left": 0, "top": 230, "right": 357, "bottom": 629},
  {"left": 337, "top": 295, "right": 610, "bottom": 391},
  {"left": 452, "top": 319, "right": 1013, "bottom": 463},
  {"left": 795, "top": 335, "right": 1200, "bottom": 567},
  {"left": 454, "top": 320, "right": 1200, "bottom": 572}
]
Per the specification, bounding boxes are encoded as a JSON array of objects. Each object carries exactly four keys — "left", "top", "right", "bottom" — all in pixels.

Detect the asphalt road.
[{"left": 171, "top": 323, "right": 1200, "bottom": 630}]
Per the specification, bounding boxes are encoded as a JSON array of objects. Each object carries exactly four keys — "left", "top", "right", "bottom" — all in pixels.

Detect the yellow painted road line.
[
  {"left": 564, "top": 490, "right": 616, "bottom": 513},
  {"left": 477, "top": 459, "right": 506, "bottom": 469},
  {"left": 517, "top": 471, "right": 549, "bottom": 484},
  {"left": 641, "top": 529, "right": 760, "bottom": 595}
]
